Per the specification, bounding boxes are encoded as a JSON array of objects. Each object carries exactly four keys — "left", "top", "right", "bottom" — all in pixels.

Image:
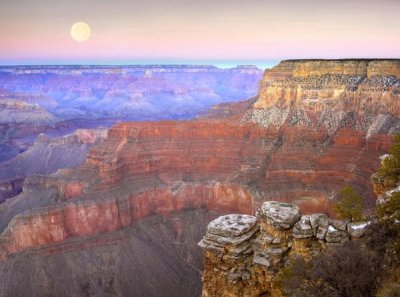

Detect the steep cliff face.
[
  {"left": 0, "top": 210, "right": 215, "bottom": 297},
  {"left": 242, "top": 60, "right": 399, "bottom": 214},
  {"left": 0, "top": 60, "right": 398, "bottom": 296},
  {"left": 254, "top": 60, "right": 400, "bottom": 117},
  {"left": 199, "top": 201, "right": 370, "bottom": 297},
  {"left": 0, "top": 120, "right": 269, "bottom": 257},
  {"left": 86, "top": 121, "right": 269, "bottom": 188}
]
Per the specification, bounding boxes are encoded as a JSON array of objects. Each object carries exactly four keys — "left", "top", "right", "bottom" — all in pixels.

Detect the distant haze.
[{"left": 1, "top": 0, "right": 399, "bottom": 65}]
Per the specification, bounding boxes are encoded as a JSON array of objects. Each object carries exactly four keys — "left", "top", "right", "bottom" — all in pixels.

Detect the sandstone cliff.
[
  {"left": 254, "top": 59, "right": 400, "bottom": 117},
  {"left": 241, "top": 59, "right": 399, "bottom": 214}
]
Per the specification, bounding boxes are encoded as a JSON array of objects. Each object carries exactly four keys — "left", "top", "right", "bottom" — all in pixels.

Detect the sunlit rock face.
[
  {"left": 0, "top": 120, "right": 269, "bottom": 258},
  {"left": 0, "top": 120, "right": 267, "bottom": 297},
  {"left": 241, "top": 59, "right": 400, "bottom": 215},
  {"left": 254, "top": 59, "right": 400, "bottom": 116}
]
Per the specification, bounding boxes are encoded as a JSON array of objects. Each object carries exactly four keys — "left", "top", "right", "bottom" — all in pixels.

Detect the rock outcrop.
[
  {"left": 198, "top": 214, "right": 259, "bottom": 258},
  {"left": 199, "top": 201, "right": 369, "bottom": 297}
]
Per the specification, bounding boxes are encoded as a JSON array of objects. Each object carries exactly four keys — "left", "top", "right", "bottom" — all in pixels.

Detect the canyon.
[
  {"left": 0, "top": 59, "right": 399, "bottom": 296},
  {"left": 0, "top": 65, "right": 261, "bottom": 207},
  {"left": 0, "top": 65, "right": 262, "bottom": 121}
]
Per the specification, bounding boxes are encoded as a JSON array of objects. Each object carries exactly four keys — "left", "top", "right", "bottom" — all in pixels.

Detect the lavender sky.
[{"left": 1, "top": 0, "right": 399, "bottom": 67}]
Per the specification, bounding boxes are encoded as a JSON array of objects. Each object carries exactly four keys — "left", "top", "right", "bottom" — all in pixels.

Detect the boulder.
[
  {"left": 199, "top": 214, "right": 259, "bottom": 259},
  {"left": 347, "top": 221, "right": 370, "bottom": 239},
  {"left": 207, "top": 214, "right": 257, "bottom": 237},
  {"left": 329, "top": 219, "right": 348, "bottom": 231},
  {"left": 293, "top": 215, "right": 314, "bottom": 239},
  {"left": 257, "top": 201, "right": 301, "bottom": 230},
  {"left": 309, "top": 214, "right": 330, "bottom": 240},
  {"left": 325, "top": 225, "right": 348, "bottom": 243}
]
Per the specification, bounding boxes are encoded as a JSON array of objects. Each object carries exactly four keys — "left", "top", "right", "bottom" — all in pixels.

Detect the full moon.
[{"left": 70, "top": 22, "right": 91, "bottom": 42}]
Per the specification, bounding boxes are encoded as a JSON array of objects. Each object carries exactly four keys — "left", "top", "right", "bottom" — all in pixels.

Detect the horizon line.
[{"left": 1, "top": 58, "right": 399, "bottom": 68}]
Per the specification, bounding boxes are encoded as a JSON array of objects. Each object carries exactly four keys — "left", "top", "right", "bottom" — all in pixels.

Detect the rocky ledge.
[{"left": 199, "top": 201, "right": 370, "bottom": 297}]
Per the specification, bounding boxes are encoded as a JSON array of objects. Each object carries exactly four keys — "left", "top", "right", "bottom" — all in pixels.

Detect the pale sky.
[{"left": 0, "top": 0, "right": 399, "bottom": 66}]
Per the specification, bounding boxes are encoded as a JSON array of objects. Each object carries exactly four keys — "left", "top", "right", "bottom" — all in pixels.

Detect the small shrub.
[
  {"left": 334, "top": 186, "right": 364, "bottom": 221},
  {"left": 280, "top": 241, "right": 382, "bottom": 297},
  {"left": 378, "top": 134, "right": 400, "bottom": 187}
]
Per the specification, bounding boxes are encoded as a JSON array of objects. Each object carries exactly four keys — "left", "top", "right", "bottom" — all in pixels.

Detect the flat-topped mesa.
[
  {"left": 263, "top": 60, "right": 400, "bottom": 80},
  {"left": 199, "top": 201, "right": 370, "bottom": 297},
  {"left": 254, "top": 59, "right": 400, "bottom": 117}
]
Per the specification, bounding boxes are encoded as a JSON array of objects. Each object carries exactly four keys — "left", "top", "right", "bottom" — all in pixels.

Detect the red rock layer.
[
  {"left": 84, "top": 121, "right": 270, "bottom": 189},
  {"left": 1, "top": 118, "right": 393, "bottom": 259},
  {"left": 260, "top": 126, "right": 393, "bottom": 215},
  {"left": 0, "top": 182, "right": 253, "bottom": 258}
]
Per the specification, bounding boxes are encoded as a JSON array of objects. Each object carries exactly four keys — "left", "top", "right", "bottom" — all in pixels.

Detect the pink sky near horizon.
[{"left": 1, "top": 0, "right": 399, "bottom": 66}]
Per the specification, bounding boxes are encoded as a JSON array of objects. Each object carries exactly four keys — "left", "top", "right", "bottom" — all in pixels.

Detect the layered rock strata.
[
  {"left": 0, "top": 129, "right": 107, "bottom": 202},
  {"left": 0, "top": 210, "right": 215, "bottom": 297},
  {"left": 0, "top": 60, "right": 398, "bottom": 296},
  {"left": 241, "top": 59, "right": 400, "bottom": 213},
  {"left": 199, "top": 201, "right": 369, "bottom": 297},
  {"left": 254, "top": 60, "right": 400, "bottom": 117},
  {"left": 1, "top": 61, "right": 399, "bottom": 261}
]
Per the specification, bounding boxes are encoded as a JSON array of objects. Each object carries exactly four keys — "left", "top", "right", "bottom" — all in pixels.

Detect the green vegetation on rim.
[{"left": 334, "top": 186, "right": 364, "bottom": 222}]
